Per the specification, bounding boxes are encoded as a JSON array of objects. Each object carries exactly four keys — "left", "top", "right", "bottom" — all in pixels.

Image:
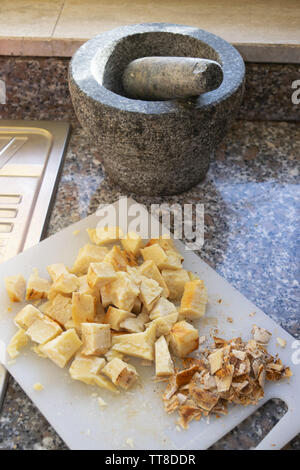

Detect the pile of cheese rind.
[{"left": 5, "top": 227, "right": 208, "bottom": 394}]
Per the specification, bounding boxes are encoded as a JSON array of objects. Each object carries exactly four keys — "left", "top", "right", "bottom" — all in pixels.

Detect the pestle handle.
[{"left": 122, "top": 56, "right": 223, "bottom": 100}]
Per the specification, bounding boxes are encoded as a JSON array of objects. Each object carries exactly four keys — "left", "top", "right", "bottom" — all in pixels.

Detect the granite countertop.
[{"left": 0, "top": 119, "right": 299, "bottom": 450}]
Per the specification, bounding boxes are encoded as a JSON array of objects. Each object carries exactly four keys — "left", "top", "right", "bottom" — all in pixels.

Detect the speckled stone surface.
[
  {"left": 0, "top": 119, "right": 299, "bottom": 450},
  {"left": 0, "top": 57, "right": 299, "bottom": 124},
  {"left": 69, "top": 23, "right": 245, "bottom": 195}
]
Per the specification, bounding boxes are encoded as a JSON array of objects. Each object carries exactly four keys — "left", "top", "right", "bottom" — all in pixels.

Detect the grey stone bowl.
[{"left": 69, "top": 23, "right": 245, "bottom": 195}]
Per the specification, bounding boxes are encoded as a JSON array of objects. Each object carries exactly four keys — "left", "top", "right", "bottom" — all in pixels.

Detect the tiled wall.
[{"left": 0, "top": 57, "right": 299, "bottom": 123}]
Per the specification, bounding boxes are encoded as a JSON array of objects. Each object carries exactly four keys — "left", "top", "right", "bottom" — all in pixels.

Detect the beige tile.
[
  {"left": 0, "top": 0, "right": 64, "bottom": 37},
  {"left": 53, "top": 0, "right": 300, "bottom": 45}
]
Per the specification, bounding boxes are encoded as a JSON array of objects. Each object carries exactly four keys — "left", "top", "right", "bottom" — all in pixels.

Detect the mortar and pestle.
[{"left": 69, "top": 23, "right": 245, "bottom": 196}]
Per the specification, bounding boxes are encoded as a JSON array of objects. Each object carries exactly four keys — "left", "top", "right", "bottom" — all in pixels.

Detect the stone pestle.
[{"left": 122, "top": 56, "right": 223, "bottom": 100}]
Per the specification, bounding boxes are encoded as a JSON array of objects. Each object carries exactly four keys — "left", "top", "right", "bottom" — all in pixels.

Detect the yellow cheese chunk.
[
  {"left": 103, "top": 357, "right": 138, "bottom": 390},
  {"left": 112, "top": 323, "right": 156, "bottom": 361},
  {"left": 155, "top": 336, "right": 174, "bottom": 377},
  {"left": 140, "top": 244, "right": 168, "bottom": 269},
  {"left": 51, "top": 271, "right": 79, "bottom": 295},
  {"left": 87, "top": 262, "right": 117, "bottom": 288},
  {"left": 161, "top": 268, "right": 190, "bottom": 301},
  {"left": 148, "top": 312, "right": 178, "bottom": 337},
  {"left": 120, "top": 232, "right": 143, "bottom": 256},
  {"left": 26, "top": 269, "right": 51, "bottom": 301},
  {"left": 71, "top": 244, "right": 109, "bottom": 275},
  {"left": 40, "top": 329, "right": 82, "bottom": 368},
  {"left": 104, "top": 245, "right": 135, "bottom": 272},
  {"left": 41, "top": 293, "right": 72, "bottom": 327},
  {"left": 14, "top": 304, "right": 43, "bottom": 330},
  {"left": 138, "top": 260, "right": 169, "bottom": 297},
  {"left": 104, "top": 306, "right": 134, "bottom": 331},
  {"left": 139, "top": 277, "right": 162, "bottom": 311},
  {"left": 26, "top": 316, "right": 62, "bottom": 344},
  {"left": 88, "top": 226, "right": 124, "bottom": 246},
  {"left": 103, "top": 272, "right": 139, "bottom": 312},
  {"left": 149, "top": 297, "right": 177, "bottom": 320},
  {"left": 5, "top": 274, "right": 26, "bottom": 302},
  {"left": 7, "top": 328, "right": 28, "bottom": 358},
  {"left": 81, "top": 323, "right": 111, "bottom": 355},
  {"left": 179, "top": 279, "right": 208, "bottom": 319},
  {"left": 72, "top": 292, "right": 95, "bottom": 325},
  {"left": 169, "top": 321, "right": 199, "bottom": 358},
  {"left": 158, "top": 250, "right": 183, "bottom": 270}
]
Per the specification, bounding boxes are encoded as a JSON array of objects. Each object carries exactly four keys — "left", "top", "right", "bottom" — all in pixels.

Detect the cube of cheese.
[
  {"left": 159, "top": 250, "right": 183, "bottom": 270},
  {"left": 179, "top": 279, "right": 208, "bottom": 319},
  {"left": 78, "top": 275, "right": 93, "bottom": 295},
  {"left": 69, "top": 354, "right": 106, "bottom": 383},
  {"left": 81, "top": 323, "right": 111, "bottom": 355},
  {"left": 155, "top": 336, "right": 174, "bottom": 377},
  {"left": 120, "top": 232, "right": 143, "bottom": 256},
  {"left": 40, "top": 329, "right": 82, "bottom": 368},
  {"left": 145, "top": 235, "right": 177, "bottom": 252},
  {"left": 26, "top": 316, "right": 62, "bottom": 344},
  {"left": 161, "top": 268, "right": 190, "bottom": 301},
  {"left": 139, "top": 277, "right": 162, "bottom": 311},
  {"left": 119, "top": 315, "right": 145, "bottom": 333},
  {"left": 47, "top": 263, "right": 69, "bottom": 282},
  {"left": 5, "top": 274, "right": 26, "bottom": 302},
  {"left": 148, "top": 312, "right": 178, "bottom": 337},
  {"left": 149, "top": 297, "right": 177, "bottom": 320},
  {"left": 71, "top": 244, "right": 108, "bottom": 275},
  {"left": 51, "top": 271, "right": 79, "bottom": 295},
  {"left": 169, "top": 321, "right": 199, "bottom": 358},
  {"left": 104, "top": 306, "right": 134, "bottom": 331},
  {"left": 103, "top": 358, "right": 138, "bottom": 390},
  {"left": 7, "top": 328, "right": 28, "bottom": 359},
  {"left": 14, "top": 304, "right": 43, "bottom": 330},
  {"left": 87, "top": 262, "right": 117, "bottom": 288},
  {"left": 72, "top": 292, "right": 95, "bottom": 325},
  {"left": 42, "top": 293, "right": 72, "bottom": 327},
  {"left": 105, "top": 272, "right": 139, "bottom": 312},
  {"left": 112, "top": 322, "right": 156, "bottom": 361},
  {"left": 140, "top": 244, "right": 168, "bottom": 269},
  {"left": 208, "top": 349, "right": 224, "bottom": 375},
  {"left": 105, "top": 349, "right": 124, "bottom": 361},
  {"left": 26, "top": 269, "right": 51, "bottom": 300},
  {"left": 104, "top": 245, "right": 133, "bottom": 272},
  {"left": 138, "top": 260, "right": 169, "bottom": 297},
  {"left": 88, "top": 226, "right": 124, "bottom": 245}
]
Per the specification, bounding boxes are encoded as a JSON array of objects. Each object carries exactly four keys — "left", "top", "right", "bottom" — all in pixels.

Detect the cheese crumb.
[
  {"left": 97, "top": 397, "right": 107, "bottom": 407},
  {"left": 277, "top": 337, "right": 287, "bottom": 348},
  {"left": 33, "top": 383, "right": 44, "bottom": 391},
  {"left": 73, "top": 230, "right": 80, "bottom": 236},
  {"left": 126, "top": 437, "right": 134, "bottom": 448}
]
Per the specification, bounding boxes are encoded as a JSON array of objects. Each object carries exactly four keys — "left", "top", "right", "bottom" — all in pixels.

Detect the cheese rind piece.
[
  {"left": 87, "top": 262, "right": 117, "bottom": 288},
  {"left": 208, "top": 349, "right": 224, "bottom": 374},
  {"left": 5, "top": 274, "right": 26, "bottom": 302},
  {"left": 149, "top": 297, "right": 177, "bottom": 320},
  {"left": 41, "top": 293, "right": 72, "bottom": 327},
  {"left": 26, "top": 269, "right": 51, "bottom": 300},
  {"left": 14, "top": 304, "right": 43, "bottom": 330},
  {"left": 139, "top": 277, "right": 162, "bottom": 311},
  {"left": 72, "top": 292, "right": 95, "bottom": 325},
  {"left": 179, "top": 279, "right": 208, "bottom": 319},
  {"left": 103, "top": 358, "right": 138, "bottom": 390},
  {"left": 112, "top": 323, "right": 156, "bottom": 361},
  {"left": 161, "top": 269, "right": 190, "bottom": 301},
  {"left": 7, "top": 328, "right": 28, "bottom": 358},
  {"left": 71, "top": 244, "right": 109, "bottom": 275},
  {"left": 155, "top": 336, "right": 174, "bottom": 377},
  {"left": 120, "top": 232, "right": 143, "bottom": 256},
  {"left": 40, "top": 329, "right": 82, "bottom": 368},
  {"left": 138, "top": 260, "right": 169, "bottom": 297},
  {"left": 26, "top": 317, "right": 63, "bottom": 344},
  {"left": 104, "top": 306, "right": 134, "bottom": 331},
  {"left": 169, "top": 321, "right": 199, "bottom": 358},
  {"left": 81, "top": 323, "right": 111, "bottom": 355}
]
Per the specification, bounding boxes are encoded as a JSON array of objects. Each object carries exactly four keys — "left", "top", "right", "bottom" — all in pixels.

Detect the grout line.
[{"left": 51, "top": 1, "right": 65, "bottom": 38}]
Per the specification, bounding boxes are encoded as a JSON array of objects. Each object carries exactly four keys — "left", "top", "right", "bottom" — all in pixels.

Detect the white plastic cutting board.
[{"left": 0, "top": 198, "right": 299, "bottom": 450}]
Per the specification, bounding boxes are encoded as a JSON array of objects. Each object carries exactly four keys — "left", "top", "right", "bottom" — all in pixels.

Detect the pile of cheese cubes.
[{"left": 5, "top": 227, "right": 208, "bottom": 394}]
